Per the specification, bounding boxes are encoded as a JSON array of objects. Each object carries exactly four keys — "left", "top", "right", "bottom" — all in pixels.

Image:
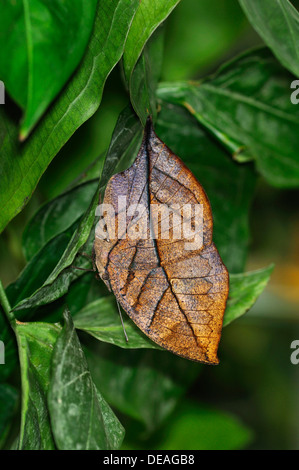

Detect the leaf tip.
[{"left": 19, "top": 128, "right": 28, "bottom": 142}]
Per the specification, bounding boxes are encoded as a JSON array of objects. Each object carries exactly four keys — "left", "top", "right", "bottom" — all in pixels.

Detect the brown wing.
[{"left": 94, "top": 121, "right": 229, "bottom": 364}]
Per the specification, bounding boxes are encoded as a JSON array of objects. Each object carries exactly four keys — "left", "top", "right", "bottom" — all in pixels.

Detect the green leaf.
[
  {"left": 12, "top": 244, "right": 92, "bottom": 313},
  {"left": 85, "top": 341, "right": 200, "bottom": 433},
  {"left": 123, "top": 0, "right": 180, "bottom": 83},
  {"left": 74, "top": 297, "right": 160, "bottom": 349},
  {"left": 7, "top": 225, "right": 78, "bottom": 310},
  {"left": 0, "top": 384, "right": 19, "bottom": 449},
  {"left": 23, "top": 180, "right": 99, "bottom": 261},
  {"left": 141, "top": 401, "right": 252, "bottom": 450},
  {"left": 15, "top": 321, "right": 61, "bottom": 449},
  {"left": 0, "top": 0, "right": 98, "bottom": 138},
  {"left": 224, "top": 264, "right": 275, "bottom": 327},
  {"left": 0, "top": 0, "right": 139, "bottom": 234},
  {"left": 13, "top": 184, "right": 99, "bottom": 312},
  {"left": 12, "top": 105, "right": 143, "bottom": 312},
  {"left": 239, "top": 0, "right": 299, "bottom": 77},
  {"left": 48, "top": 309, "right": 125, "bottom": 450},
  {"left": 158, "top": 48, "right": 299, "bottom": 188},
  {"left": 127, "top": 25, "right": 165, "bottom": 124},
  {"left": 156, "top": 101, "right": 256, "bottom": 273},
  {"left": 13, "top": 106, "right": 143, "bottom": 313},
  {"left": 123, "top": 0, "right": 180, "bottom": 123}
]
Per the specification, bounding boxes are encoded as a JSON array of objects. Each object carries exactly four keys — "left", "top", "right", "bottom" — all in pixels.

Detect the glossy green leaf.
[
  {"left": 74, "top": 297, "right": 160, "bottom": 349},
  {"left": 15, "top": 321, "right": 61, "bottom": 449},
  {"left": 13, "top": 107, "right": 143, "bottom": 312},
  {"left": 85, "top": 341, "right": 200, "bottom": 433},
  {"left": 123, "top": 0, "right": 180, "bottom": 123},
  {"left": 12, "top": 106, "right": 143, "bottom": 312},
  {"left": 14, "top": 184, "right": 99, "bottom": 312},
  {"left": 48, "top": 309, "right": 125, "bottom": 450},
  {"left": 158, "top": 48, "right": 299, "bottom": 188},
  {"left": 7, "top": 225, "right": 78, "bottom": 310},
  {"left": 0, "top": 0, "right": 139, "bottom": 234},
  {"left": 239, "top": 0, "right": 299, "bottom": 77},
  {"left": 12, "top": 243, "right": 92, "bottom": 313},
  {"left": 0, "top": 0, "right": 98, "bottom": 138},
  {"left": 123, "top": 0, "right": 180, "bottom": 82},
  {"left": 0, "top": 384, "right": 18, "bottom": 449},
  {"left": 156, "top": 102, "right": 256, "bottom": 273},
  {"left": 127, "top": 25, "right": 165, "bottom": 124},
  {"left": 224, "top": 264, "right": 275, "bottom": 327},
  {"left": 23, "top": 180, "right": 99, "bottom": 261}
]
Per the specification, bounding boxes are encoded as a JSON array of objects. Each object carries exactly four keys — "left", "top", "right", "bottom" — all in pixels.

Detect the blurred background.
[{"left": 1, "top": 0, "right": 298, "bottom": 450}]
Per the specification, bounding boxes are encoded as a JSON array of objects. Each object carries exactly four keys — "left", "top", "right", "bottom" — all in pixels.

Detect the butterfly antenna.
[
  {"left": 106, "top": 276, "right": 128, "bottom": 342},
  {"left": 78, "top": 252, "right": 93, "bottom": 260},
  {"left": 116, "top": 298, "right": 129, "bottom": 343},
  {"left": 71, "top": 265, "right": 95, "bottom": 272}
]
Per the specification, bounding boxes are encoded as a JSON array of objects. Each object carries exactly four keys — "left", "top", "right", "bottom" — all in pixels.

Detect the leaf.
[
  {"left": 0, "top": 0, "right": 98, "bottom": 138},
  {"left": 15, "top": 321, "right": 61, "bottom": 449},
  {"left": 73, "top": 297, "right": 160, "bottom": 349},
  {"left": 127, "top": 24, "right": 165, "bottom": 124},
  {"left": 12, "top": 106, "right": 143, "bottom": 313},
  {"left": 48, "top": 309, "right": 125, "bottom": 450},
  {"left": 156, "top": 102, "right": 256, "bottom": 273},
  {"left": 0, "top": 0, "right": 140, "bottom": 234},
  {"left": 85, "top": 341, "right": 200, "bottom": 433},
  {"left": 83, "top": 268, "right": 273, "bottom": 433},
  {"left": 134, "top": 401, "right": 252, "bottom": 450},
  {"left": 23, "top": 180, "right": 99, "bottom": 261},
  {"left": 158, "top": 48, "right": 299, "bottom": 188},
  {"left": 123, "top": 0, "right": 180, "bottom": 124},
  {"left": 238, "top": 0, "right": 299, "bottom": 77},
  {"left": 13, "top": 185, "right": 99, "bottom": 312},
  {"left": 123, "top": 0, "right": 180, "bottom": 84},
  {"left": 94, "top": 119, "right": 229, "bottom": 364},
  {"left": 7, "top": 225, "right": 78, "bottom": 310},
  {"left": 0, "top": 384, "right": 19, "bottom": 449},
  {"left": 223, "top": 264, "right": 275, "bottom": 327}
]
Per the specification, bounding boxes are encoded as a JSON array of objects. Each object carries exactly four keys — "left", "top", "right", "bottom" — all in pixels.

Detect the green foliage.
[
  {"left": 15, "top": 321, "right": 60, "bottom": 449},
  {"left": 0, "top": 0, "right": 297, "bottom": 451},
  {"left": 224, "top": 265, "right": 275, "bottom": 327},
  {"left": 85, "top": 341, "right": 200, "bottom": 434},
  {"left": 73, "top": 297, "right": 161, "bottom": 350},
  {"left": 123, "top": 401, "right": 253, "bottom": 450},
  {"left": 239, "top": 0, "right": 299, "bottom": 77},
  {"left": 155, "top": 102, "right": 256, "bottom": 273},
  {"left": 48, "top": 309, "right": 124, "bottom": 450},
  {"left": 0, "top": 0, "right": 140, "bottom": 234},
  {"left": 158, "top": 48, "right": 299, "bottom": 187},
  {"left": 0, "top": 0, "right": 98, "bottom": 139}
]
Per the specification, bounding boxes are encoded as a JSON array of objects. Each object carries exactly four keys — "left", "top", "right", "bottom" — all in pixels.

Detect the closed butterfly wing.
[{"left": 94, "top": 120, "right": 229, "bottom": 364}]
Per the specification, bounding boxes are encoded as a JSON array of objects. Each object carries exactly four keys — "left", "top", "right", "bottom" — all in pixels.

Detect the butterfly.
[{"left": 93, "top": 119, "right": 229, "bottom": 364}]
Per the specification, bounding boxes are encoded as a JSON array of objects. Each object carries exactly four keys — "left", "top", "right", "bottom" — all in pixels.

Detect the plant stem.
[{"left": 0, "top": 279, "right": 15, "bottom": 326}]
